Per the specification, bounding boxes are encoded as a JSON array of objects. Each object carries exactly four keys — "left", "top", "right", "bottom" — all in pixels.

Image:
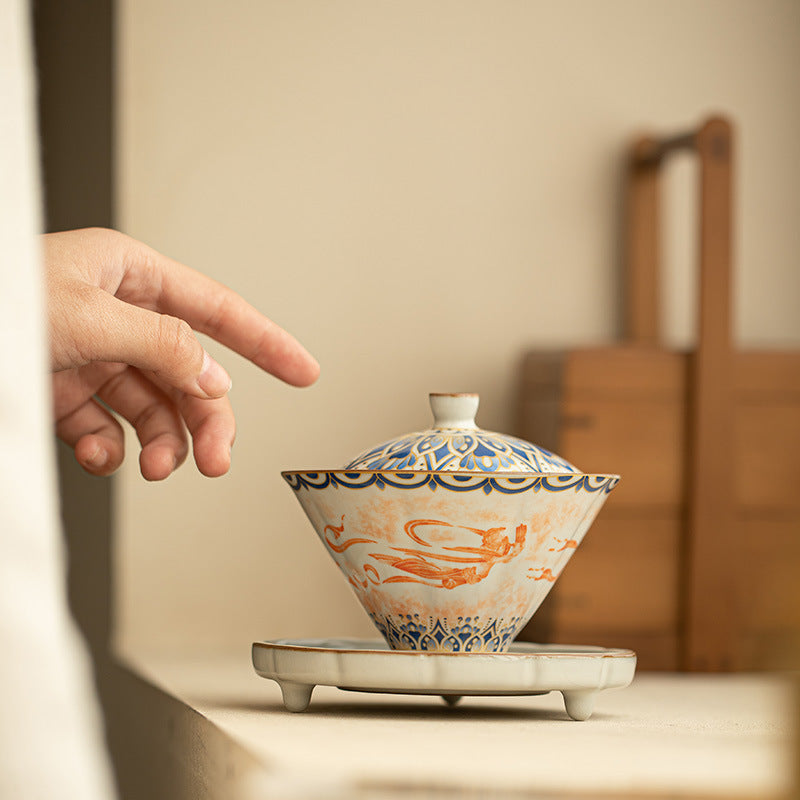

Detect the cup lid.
[{"left": 344, "top": 393, "right": 578, "bottom": 474}]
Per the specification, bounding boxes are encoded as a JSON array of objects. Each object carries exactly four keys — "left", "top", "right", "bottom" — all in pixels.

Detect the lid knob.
[{"left": 429, "top": 393, "right": 479, "bottom": 429}]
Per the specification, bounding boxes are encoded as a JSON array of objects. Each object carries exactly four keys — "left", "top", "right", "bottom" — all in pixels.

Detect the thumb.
[{"left": 85, "top": 290, "right": 232, "bottom": 398}]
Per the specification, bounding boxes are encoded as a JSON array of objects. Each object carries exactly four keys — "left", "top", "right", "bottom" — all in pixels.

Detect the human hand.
[{"left": 46, "top": 228, "right": 319, "bottom": 480}]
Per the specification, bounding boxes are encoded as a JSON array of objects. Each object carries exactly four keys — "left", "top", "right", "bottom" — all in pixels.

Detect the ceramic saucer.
[{"left": 251, "top": 638, "right": 636, "bottom": 721}]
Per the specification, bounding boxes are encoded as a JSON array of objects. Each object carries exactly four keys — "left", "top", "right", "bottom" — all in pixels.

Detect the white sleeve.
[{"left": 0, "top": 2, "right": 115, "bottom": 798}]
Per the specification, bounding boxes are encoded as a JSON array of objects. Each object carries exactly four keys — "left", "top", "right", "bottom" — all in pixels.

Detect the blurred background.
[
  {"left": 38, "top": 0, "right": 799, "bottom": 677},
  {"left": 34, "top": 1, "right": 799, "bottom": 795}
]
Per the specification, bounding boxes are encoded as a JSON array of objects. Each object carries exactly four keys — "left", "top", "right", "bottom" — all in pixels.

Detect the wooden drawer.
[{"left": 518, "top": 347, "right": 800, "bottom": 670}]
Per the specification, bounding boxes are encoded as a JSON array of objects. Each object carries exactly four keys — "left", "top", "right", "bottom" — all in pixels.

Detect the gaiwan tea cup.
[{"left": 283, "top": 393, "right": 618, "bottom": 654}]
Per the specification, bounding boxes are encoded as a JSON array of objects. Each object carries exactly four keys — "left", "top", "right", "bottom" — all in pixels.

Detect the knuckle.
[
  {"left": 158, "top": 315, "right": 198, "bottom": 365},
  {"left": 202, "top": 291, "right": 233, "bottom": 334},
  {"left": 84, "top": 226, "right": 112, "bottom": 239},
  {"left": 132, "top": 401, "right": 167, "bottom": 436},
  {"left": 83, "top": 226, "right": 121, "bottom": 251}
]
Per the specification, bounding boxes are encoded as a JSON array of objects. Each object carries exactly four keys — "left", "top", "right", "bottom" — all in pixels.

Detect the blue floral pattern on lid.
[{"left": 344, "top": 394, "right": 578, "bottom": 474}]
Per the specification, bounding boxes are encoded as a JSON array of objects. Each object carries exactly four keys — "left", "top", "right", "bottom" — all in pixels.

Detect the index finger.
[{"left": 121, "top": 241, "right": 320, "bottom": 388}]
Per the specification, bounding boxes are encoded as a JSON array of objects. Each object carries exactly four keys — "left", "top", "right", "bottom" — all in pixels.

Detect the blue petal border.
[{"left": 282, "top": 471, "right": 619, "bottom": 495}]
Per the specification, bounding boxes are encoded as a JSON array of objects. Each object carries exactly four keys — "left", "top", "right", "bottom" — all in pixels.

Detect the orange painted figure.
[{"left": 369, "top": 519, "right": 528, "bottom": 590}]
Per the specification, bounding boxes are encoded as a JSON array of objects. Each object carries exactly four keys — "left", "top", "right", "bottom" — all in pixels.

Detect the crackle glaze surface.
[
  {"left": 283, "top": 393, "right": 617, "bottom": 654},
  {"left": 283, "top": 470, "right": 617, "bottom": 653}
]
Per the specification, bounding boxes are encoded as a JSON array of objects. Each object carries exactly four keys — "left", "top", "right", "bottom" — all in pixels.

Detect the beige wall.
[{"left": 115, "top": 0, "right": 800, "bottom": 655}]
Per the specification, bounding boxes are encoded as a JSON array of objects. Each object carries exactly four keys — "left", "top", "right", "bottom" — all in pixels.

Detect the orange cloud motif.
[
  {"left": 527, "top": 567, "right": 557, "bottom": 582},
  {"left": 548, "top": 537, "right": 577, "bottom": 553},
  {"left": 323, "top": 516, "right": 377, "bottom": 553}
]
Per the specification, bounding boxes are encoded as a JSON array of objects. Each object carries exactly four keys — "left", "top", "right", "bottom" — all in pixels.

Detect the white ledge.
[{"left": 119, "top": 649, "right": 797, "bottom": 799}]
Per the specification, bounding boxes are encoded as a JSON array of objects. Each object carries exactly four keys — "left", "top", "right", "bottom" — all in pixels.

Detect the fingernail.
[
  {"left": 198, "top": 351, "right": 232, "bottom": 397},
  {"left": 85, "top": 446, "right": 108, "bottom": 469}
]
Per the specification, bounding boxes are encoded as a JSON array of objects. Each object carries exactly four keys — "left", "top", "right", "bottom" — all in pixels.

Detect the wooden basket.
[{"left": 517, "top": 116, "right": 800, "bottom": 671}]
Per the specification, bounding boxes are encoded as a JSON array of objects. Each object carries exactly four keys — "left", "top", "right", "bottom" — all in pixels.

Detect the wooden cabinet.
[
  {"left": 517, "top": 118, "right": 800, "bottom": 671},
  {"left": 518, "top": 348, "right": 800, "bottom": 670}
]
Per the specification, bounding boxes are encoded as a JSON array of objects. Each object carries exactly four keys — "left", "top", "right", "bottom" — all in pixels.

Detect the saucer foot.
[
  {"left": 278, "top": 680, "right": 314, "bottom": 712},
  {"left": 441, "top": 695, "right": 462, "bottom": 707},
  {"left": 562, "top": 689, "right": 596, "bottom": 721}
]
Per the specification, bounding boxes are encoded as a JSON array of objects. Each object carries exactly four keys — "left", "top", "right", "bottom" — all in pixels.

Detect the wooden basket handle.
[
  {"left": 625, "top": 117, "right": 733, "bottom": 347},
  {"left": 625, "top": 116, "right": 738, "bottom": 671}
]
